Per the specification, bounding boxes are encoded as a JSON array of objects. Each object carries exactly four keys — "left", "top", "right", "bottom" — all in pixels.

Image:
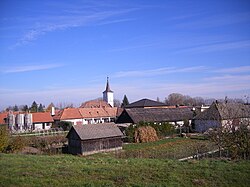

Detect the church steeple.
[
  {"left": 104, "top": 77, "right": 113, "bottom": 93},
  {"left": 103, "top": 77, "right": 114, "bottom": 107}
]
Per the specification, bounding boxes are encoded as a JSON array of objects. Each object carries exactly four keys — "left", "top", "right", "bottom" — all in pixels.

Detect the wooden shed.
[{"left": 66, "top": 123, "right": 123, "bottom": 155}]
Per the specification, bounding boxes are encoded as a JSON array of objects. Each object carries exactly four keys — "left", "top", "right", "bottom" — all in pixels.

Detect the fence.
[{"left": 11, "top": 128, "right": 69, "bottom": 137}]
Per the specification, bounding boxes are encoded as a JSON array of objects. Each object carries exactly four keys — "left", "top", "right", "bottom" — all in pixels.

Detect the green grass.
[
  {"left": 117, "top": 138, "right": 217, "bottom": 159},
  {"left": 0, "top": 153, "right": 250, "bottom": 187}
]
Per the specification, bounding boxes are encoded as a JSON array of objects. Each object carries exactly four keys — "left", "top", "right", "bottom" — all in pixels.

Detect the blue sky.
[{"left": 1, "top": 0, "right": 250, "bottom": 109}]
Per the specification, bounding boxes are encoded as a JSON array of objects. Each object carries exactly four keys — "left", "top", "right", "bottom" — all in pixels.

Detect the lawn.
[{"left": 0, "top": 153, "right": 250, "bottom": 187}]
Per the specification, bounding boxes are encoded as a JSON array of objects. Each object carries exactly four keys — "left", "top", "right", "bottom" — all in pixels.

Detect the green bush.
[
  {"left": 6, "top": 136, "right": 27, "bottom": 153},
  {"left": 0, "top": 125, "right": 9, "bottom": 152}
]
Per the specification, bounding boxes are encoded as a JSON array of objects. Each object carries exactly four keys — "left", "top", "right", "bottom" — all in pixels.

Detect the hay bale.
[{"left": 134, "top": 126, "right": 159, "bottom": 143}]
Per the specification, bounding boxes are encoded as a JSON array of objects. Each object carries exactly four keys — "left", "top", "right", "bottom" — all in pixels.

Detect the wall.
[
  {"left": 81, "top": 137, "right": 122, "bottom": 155},
  {"left": 194, "top": 120, "right": 221, "bottom": 133}
]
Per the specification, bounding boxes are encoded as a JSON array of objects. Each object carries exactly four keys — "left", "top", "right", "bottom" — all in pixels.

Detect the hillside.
[{"left": 1, "top": 146, "right": 250, "bottom": 186}]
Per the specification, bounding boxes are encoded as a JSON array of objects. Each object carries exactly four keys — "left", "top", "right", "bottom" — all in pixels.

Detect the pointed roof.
[
  {"left": 194, "top": 102, "right": 250, "bottom": 120},
  {"left": 125, "top": 98, "right": 167, "bottom": 108},
  {"left": 103, "top": 77, "right": 113, "bottom": 93}
]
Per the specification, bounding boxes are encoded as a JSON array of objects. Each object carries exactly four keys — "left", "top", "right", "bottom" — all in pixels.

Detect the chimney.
[{"left": 51, "top": 107, "right": 55, "bottom": 116}]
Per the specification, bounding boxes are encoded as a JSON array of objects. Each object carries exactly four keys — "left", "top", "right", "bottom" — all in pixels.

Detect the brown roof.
[
  {"left": 80, "top": 100, "right": 111, "bottom": 108},
  {"left": 125, "top": 98, "right": 167, "bottom": 108},
  {"left": 32, "top": 112, "right": 54, "bottom": 123},
  {"left": 116, "top": 107, "right": 194, "bottom": 124},
  {"left": 103, "top": 107, "right": 118, "bottom": 117},
  {"left": 67, "top": 123, "right": 123, "bottom": 140},
  {"left": 194, "top": 102, "right": 250, "bottom": 120}
]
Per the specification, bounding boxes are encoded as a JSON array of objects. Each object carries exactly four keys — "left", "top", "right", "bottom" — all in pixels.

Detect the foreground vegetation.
[{"left": 0, "top": 153, "right": 250, "bottom": 187}]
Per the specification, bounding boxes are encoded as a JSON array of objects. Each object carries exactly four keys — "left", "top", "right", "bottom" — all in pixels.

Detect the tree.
[
  {"left": 30, "top": 101, "right": 38, "bottom": 112},
  {"left": 121, "top": 95, "right": 129, "bottom": 108},
  {"left": 114, "top": 99, "right": 121, "bottom": 107},
  {"left": 13, "top": 105, "right": 19, "bottom": 111},
  {"left": 156, "top": 97, "right": 160, "bottom": 102},
  {"left": 38, "top": 104, "right": 44, "bottom": 112},
  {"left": 208, "top": 102, "right": 250, "bottom": 159},
  {"left": 21, "top": 105, "right": 29, "bottom": 112},
  {"left": 168, "top": 93, "right": 185, "bottom": 106}
]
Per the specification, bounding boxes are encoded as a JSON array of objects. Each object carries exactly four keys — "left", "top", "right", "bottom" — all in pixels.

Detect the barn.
[
  {"left": 116, "top": 107, "right": 194, "bottom": 126},
  {"left": 66, "top": 123, "right": 123, "bottom": 155}
]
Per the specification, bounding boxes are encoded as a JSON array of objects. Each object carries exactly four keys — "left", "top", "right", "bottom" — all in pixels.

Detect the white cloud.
[
  {"left": 10, "top": 7, "right": 138, "bottom": 48},
  {"left": 214, "top": 66, "right": 250, "bottom": 73},
  {"left": 2, "top": 63, "right": 64, "bottom": 73},
  {"left": 114, "top": 66, "right": 206, "bottom": 78},
  {"left": 175, "top": 40, "right": 250, "bottom": 54}
]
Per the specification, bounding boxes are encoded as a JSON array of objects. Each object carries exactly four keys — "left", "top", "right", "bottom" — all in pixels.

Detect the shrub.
[
  {"left": 0, "top": 125, "right": 9, "bottom": 152},
  {"left": 57, "top": 121, "right": 72, "bottom": 131},
  {"left": 6, "top": 136, "right": 27, "bottom": 153}
]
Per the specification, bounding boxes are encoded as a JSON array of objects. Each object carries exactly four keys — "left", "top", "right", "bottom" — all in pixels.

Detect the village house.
[
  {"left": 66, "top": 123, "right": 123, "bottom": 155},
  {"left": 194, "top": 102, "right": 250, "bottom": 133},
  {"left": 53, "top": 107, "right": 119, "bottom": 125}
]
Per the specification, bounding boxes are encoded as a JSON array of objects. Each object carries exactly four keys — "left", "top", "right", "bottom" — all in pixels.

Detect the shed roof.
[
  {"left": 67, "top": 123, "right": 123, "bottom": 140},
  {"left": 194, "top": 102, "right": 250, "bottom": 120},
  {"left": 117, "top": 107, "right": 193, "bottom": 124},
  {"left": 125, "top": 98, "right": 167, "bottom": 108}
]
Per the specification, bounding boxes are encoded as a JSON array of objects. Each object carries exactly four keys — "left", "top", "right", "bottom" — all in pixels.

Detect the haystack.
[{"left": 134, "top": 126, "right": 158, "bottom": 143}]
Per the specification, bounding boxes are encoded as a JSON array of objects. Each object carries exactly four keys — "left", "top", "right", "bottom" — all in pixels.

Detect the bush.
[
  {"left": 6, "top": 136, "right": 27, "bottom": 153},
  {"left": 57, "top": 121, "right": 72, "bottom": 131},
  {"left": 0, "top": 125, "right": 9, "bottom": 152}
]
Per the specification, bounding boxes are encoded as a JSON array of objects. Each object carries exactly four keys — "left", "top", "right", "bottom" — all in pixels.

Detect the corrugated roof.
[
  {"left": 125, "top": 98, "right": 167, "bottom": 108},
  {"left": 117, "top": 107, "right": 193, "bottom": 123},
  {"left": 68, "top": 123, "right": 123, "bottom": 140}
]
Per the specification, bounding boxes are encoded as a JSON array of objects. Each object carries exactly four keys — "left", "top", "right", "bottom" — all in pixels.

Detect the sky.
[{"left": 0, "top": 0, "right": 250, "bottom": 109}]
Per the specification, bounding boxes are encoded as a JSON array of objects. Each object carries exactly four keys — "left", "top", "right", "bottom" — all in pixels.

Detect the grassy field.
[{"left": 0, "top": 138, "right": 250, "bottom": 187}]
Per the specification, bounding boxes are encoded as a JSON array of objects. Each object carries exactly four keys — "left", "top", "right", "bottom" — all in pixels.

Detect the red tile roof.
[
  {"left": 0, "top": 112, "right": 8, "bottom": 124},
  {"left": 80, "top": 100, "right": 111, "bottom": 108},
  {"left": 56, "top": 108, "right": 82, "bottom": 120},
  {"left": 53, "top": 107, "right": 119, "bottom": 121},
  {"left": 32, "top": 112, "right": 54, "bottom": 123}
]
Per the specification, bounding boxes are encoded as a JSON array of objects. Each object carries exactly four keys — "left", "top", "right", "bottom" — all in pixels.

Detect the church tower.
[{"left": 103, "top": 77, "right": 114, "bottom": 107}]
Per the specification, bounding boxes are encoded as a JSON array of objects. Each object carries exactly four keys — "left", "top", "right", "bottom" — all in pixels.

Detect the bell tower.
[{"left": 103, "top": 77, "right": 114, "bottom": 107}]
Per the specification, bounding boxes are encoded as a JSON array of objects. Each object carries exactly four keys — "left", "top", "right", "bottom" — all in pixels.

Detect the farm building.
[
  {"left": 116, "top": 107, "right": 194, "bottom": 126},
  {"left": 194, "top": 102, "right": 250, "bottom": 132},
  {"left": 66, "top": 123, "right": 123, "bottom": 155}
]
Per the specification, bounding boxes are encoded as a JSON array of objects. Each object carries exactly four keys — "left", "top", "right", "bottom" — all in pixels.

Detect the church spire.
[{"left": 104, "top": 76, "right": 113, "bottom": 93}]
